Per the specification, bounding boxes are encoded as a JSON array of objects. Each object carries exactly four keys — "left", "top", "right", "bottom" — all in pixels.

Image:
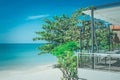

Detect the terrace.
[
  {"left": 75, "top": 2, "right": 120, "bottom": 80},
  {"left": 78, "top": 1, "right": 120, "bottom": 73}
]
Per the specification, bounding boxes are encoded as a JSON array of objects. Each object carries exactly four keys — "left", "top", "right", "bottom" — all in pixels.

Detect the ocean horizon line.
[{"left": 0, "top": 43, "right": 47, "bottom": 45}]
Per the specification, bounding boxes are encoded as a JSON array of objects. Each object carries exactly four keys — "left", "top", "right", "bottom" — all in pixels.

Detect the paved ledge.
[{"left": 78, "top": 68, "right": 120, "bottom": 80}]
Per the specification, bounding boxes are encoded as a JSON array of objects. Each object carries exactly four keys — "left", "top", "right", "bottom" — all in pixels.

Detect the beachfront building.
[
  {"left": 78, "top": 2, "right": 120, "bottom": 72},
  {"left": 110, "top": 25, "right": 120, "bottom": 43}
]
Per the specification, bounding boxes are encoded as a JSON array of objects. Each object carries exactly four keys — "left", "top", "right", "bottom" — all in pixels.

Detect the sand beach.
[
  {"left": 1, "top": 63, "right": 120, "bottom": 80},
  {"left": 0, "top": 64, "right": 62, "bottom": 80}
]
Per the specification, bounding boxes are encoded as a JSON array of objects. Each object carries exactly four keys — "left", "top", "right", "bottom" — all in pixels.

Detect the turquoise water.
[{"left": 0, "top": 44, "right": 57, "bottom": 70}]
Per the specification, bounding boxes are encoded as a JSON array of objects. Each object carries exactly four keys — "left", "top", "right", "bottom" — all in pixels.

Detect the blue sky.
[{"left": 0, "top": 0, "right": 119, "bottom": 43}]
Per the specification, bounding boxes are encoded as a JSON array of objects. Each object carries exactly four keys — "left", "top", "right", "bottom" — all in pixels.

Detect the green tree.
[
  {"left": 52, "top": 41, "right": 78, "bottom": 80},
  {"left": 33, "top": 8, "right": 88, "bottom": 54},
  {"left": 33, "top": 8, "right": 114, "bottom": 54}
]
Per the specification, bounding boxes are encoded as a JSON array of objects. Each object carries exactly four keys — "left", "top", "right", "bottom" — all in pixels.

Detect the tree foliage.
[
  {"left": 33, "top": 8, "right": 115, "bottom": 53},
  {"left": 33, "top": 8, "right": 88, "bottom": 54},
  {"left": 52, "top": 41, "right": 78, "bottom": 80}
]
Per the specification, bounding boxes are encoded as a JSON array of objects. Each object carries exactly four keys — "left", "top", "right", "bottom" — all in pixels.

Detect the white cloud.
[
  {"left": 3, "top": 22, "right": 46, "bottom": 43},
  {"left": 27, "top": 14, "right": 49, "bottom": 20}
]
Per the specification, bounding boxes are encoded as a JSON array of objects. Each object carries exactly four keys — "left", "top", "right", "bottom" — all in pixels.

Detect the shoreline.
[
  {"left": 0, "top": 61, "right": 57, "bottom": 71},
  {"left": 0, "top": 62, "right": 57, "bottom": 72}
]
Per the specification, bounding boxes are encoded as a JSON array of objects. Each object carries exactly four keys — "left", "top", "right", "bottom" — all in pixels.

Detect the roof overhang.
[
  {"left": 83, "top": 2, "right": 120, "bottom": 26},
  {"left": 110, "top": 25, "right": 120, "bottom": 30}
]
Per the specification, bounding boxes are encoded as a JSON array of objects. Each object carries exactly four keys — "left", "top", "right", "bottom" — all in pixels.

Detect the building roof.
[
  {"left": 83, "top": 2, "right": 120, "bottom": 25},
  {"left": 110, "top": 26, "right": 120, "bottom": 30}
]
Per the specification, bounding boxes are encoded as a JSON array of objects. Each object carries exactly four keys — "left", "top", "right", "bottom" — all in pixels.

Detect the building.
[
  {"left": 110, "top": 25, "right": 120, "bottom": 43},
  {"left": 111, "top": 26, "right": 120, "bottom": 30}
]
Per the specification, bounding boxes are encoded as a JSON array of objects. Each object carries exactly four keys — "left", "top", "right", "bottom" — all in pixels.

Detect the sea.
[{"left": 0, "top": 44, "right": 57, "bottom": 71}]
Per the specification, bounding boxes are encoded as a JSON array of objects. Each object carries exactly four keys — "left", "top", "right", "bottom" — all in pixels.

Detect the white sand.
[
  {"left": 0, "top": 64, "right": 120, "bottom": 80},
  {"left": 0, "top": 64, "right": 62, "bottom": 80}
]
